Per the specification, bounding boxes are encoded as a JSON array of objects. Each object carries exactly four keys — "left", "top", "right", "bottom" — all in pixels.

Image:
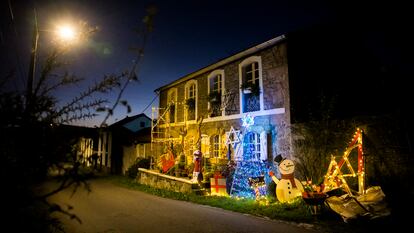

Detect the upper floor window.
[
  {"left": 167, "top": 88, "right": 177, "bottom": 123},
  {"left": 239, "top": 56, "right": 263, "bottom": 113},
  {"left": 208, "top": 70, "right": 225, "bottom": 117},
  {"left": 185, "top": 80, "right": 197, "bottom": 121}
]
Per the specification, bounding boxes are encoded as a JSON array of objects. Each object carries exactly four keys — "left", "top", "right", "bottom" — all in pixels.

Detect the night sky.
[{"left": 1, "top": 0, "right": 412, "bottom": 127}]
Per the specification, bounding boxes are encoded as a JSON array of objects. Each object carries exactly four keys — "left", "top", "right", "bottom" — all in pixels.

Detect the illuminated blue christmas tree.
[
  {"left": 230, "top": 160, "right": 270, "bottom": 198},
  {"left": 229, "top": 115, "right": 274, "bottom": 198}
]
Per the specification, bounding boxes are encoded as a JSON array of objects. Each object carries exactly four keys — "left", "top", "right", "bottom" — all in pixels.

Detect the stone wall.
[{"left": 137, "top": 168, "right": 198, "bottom": 194}]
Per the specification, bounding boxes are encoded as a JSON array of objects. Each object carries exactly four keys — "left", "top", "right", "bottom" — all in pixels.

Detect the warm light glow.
[{"left": 57, "top": 24, "right": 77, "bottom": 41}]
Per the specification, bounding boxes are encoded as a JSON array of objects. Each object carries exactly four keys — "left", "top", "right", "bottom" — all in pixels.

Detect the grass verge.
[
  {"left": 96, "top": 174, "right": 399, "bottom": 233},
  {"left": 106, "top": 175, "right": 317, "bottom": 223}
]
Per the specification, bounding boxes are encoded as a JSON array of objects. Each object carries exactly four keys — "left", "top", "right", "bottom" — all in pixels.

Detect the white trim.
[
  {"left": 158, "top": 108, "right": 285, "bottom": 127},
  {"left": 260, "top": 131, "right": 268, "bottom": 161},
  {"left": 239, "top": 56, "right": 264, "bottom": 114},
  {"left": 207, "top": 69, "right": 225, "bottom": 117}
]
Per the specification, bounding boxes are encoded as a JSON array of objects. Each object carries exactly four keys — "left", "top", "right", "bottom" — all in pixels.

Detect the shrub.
[{"left": 126, "top": 157, "right": 151, "bottom": 178}]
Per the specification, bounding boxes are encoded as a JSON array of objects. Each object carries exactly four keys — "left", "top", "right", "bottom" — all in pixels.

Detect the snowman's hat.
[{"left": 274, "top": 154, "right": 285, "bottom": 163}]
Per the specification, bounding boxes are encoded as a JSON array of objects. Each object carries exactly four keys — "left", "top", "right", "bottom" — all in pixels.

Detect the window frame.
[
  {"left": 239, "top": 56, "right": 264, "bottom": 114},
  {"left": 184, "top": 80, "right": 198, "bottom": 122},
  {"left": 167, "top": 88, "right": 178, "bottom": 123},
  {"left": 211, "top": 134, "right": 222, "bottom": 158},
  {"left": 207, "top": 69, "right": 225, "bottom": 117}
]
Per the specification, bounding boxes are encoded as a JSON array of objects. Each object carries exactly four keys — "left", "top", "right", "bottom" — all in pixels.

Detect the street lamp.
[
  {"left": 56, "top": 25, "right": 76, "bottom": 41},
  {"left": 26, "top": 9, "right": 39, "bottom": 108},
  {"left": 26, "top": 9, "right": 82, "bottom": 109}
]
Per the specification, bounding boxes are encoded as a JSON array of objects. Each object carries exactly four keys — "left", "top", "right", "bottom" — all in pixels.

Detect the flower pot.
[{"left": 302, "top": 192, "right": 327, "bottom": 205}]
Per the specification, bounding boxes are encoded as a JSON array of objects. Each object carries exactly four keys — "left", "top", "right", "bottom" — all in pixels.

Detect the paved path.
[{"left": 48, "top": 178, "right": 318, "bottom": 233}]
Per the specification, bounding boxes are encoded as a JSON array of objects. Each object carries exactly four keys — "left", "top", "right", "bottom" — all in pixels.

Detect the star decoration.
[
  {"left": 242, "top": 114, "right": 255, "bottom": 128},
  {"left": 225, "top": 126, "right": 241, "bottom": 147}
]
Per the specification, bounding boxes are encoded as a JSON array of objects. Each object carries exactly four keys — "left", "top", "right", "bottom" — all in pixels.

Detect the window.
[
  {"left": 208, "top": 70, "right": 225, "bottom": 117},
  {"left": 245, "top": 62, "right": 259, "bottom": 86},
  {"left": 212, "top": 135, "right": 221, "bottom": 158},
  {"left": 210, "top": 74, "right": 222, "bottom": 93},
  {"left": 201, "top": 135, "right": 210, "bottom": 158},
  {"left": 185, "top": 137, "right": 195, "bottom": 161},
  {"left": 239, "top": 56, "right": 263, "bottom": 113},
  {"left": 185, "top": 80, "right": 197, "bottom": 121},
  {"left": 243, "top": 132, "right": 261, "bottom": 161},
  {"left": 167, "top": 88, "right": 177, "bottom": 123}
]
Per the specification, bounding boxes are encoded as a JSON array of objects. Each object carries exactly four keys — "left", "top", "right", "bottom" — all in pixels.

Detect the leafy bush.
[{"left": 126, "top": 157, "right": 151, "bottom": 178}]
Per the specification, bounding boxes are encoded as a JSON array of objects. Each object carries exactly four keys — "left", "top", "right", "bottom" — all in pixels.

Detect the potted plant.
[
  {"left": 301, "top": 181, "right": 327, "bottom": 206},
  {"left": 208, "top": 91, "right": 221, "bottom": 103},
  {"left": 240, "top": 81, "right": 260, "bottom": 95},
  {"left": 185, "top": 97, "right": 195, "bottom": 109}
]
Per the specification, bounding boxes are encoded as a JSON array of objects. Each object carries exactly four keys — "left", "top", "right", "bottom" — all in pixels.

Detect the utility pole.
[{"left": 26, "top": 8, "right": 38, "bottom": 109}]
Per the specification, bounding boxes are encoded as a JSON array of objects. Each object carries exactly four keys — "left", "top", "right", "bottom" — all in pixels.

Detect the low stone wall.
[{"left": 137, "top": 168, "right": 197, "bottom": 194}]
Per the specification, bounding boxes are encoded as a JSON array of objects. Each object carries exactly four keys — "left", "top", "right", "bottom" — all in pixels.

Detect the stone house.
[{"left": 151, "top": 35, "right": 290, "bottom": 169}]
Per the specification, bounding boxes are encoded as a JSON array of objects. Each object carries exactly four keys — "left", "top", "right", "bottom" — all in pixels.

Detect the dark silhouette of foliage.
[
  {"left": 126, "top": 157, "right": 151, "bottom": 179},
  {"left": 1, "top": 4, "right": 156, "bottom": 232}
]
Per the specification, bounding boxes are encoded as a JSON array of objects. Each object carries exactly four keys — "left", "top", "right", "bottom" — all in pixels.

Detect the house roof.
[
  {"left": 110, "top": 113, "right": 151, "bottom": 129},
  {"left": 154, "top": 34, "right": 286, "bottom": 92}
]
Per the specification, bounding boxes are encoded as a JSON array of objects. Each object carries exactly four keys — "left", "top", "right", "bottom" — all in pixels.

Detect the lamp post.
[
  {"left": 26, "top": 9, "right": 39, "bottom": 108},
  {"left": 25, "top": 9, "right": 79, "bottom": 109}
]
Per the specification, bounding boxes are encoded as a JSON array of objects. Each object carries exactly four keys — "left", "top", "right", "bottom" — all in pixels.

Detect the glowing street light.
[
  {"left": 26, "top": 10, "right": 84, "bottom": 108},
  {"left": 56, "top": 24, "right": 77, "bottom": 42}
]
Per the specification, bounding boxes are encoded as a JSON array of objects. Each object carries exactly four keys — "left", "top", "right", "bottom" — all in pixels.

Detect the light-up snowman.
[{"left": 269, "top": 154, "right": 304, "bottom": 203}]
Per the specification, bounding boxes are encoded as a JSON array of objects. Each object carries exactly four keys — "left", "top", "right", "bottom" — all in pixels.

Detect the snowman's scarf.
[{"left": 281, "top": 173, "right": 297, "bottom": 188}]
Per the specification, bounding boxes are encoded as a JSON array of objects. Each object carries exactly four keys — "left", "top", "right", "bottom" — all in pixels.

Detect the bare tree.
[{"left": 1, "top": 4, "right": 157, "bottom": 232}]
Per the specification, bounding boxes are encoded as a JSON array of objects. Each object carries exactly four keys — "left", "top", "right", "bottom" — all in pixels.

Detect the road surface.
[{"left": 48, "top": 178, "right": 318, "bottom": 233}]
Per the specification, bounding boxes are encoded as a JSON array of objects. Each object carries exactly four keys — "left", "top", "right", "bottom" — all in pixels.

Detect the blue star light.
[{"left": 242, "top": 114, "right": 255, "bottom": 128}]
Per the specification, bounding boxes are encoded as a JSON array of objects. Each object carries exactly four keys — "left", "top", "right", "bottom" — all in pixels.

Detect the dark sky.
[{"left": 1, "top": 0, "right": 412, "bottom": 126}]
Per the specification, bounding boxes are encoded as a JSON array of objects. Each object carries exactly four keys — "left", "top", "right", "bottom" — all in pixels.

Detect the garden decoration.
[
  {"left": 225, "top": 126, "right": 241, "bottom": 148},
  {"left": 323, "top": 128, "right": 365, "bottom": 195},
  {"left": 159, "top": 149, "right": 175, "bottom": 173},
  {"left": 192, "top": 150, "right": 203, "bottom": 183},
  {"left": 302, "top": 181, "right": 327, "bottom": 215},
  {"left": 228, "top": 115, "right": 269, "bottom": 198},
  {"left": 323, "top": 128, "right": 391, "bottom": 222},
  {"left": 269, "top": 154, "right": 304, "bottom": 203},
  {"left": 248, "top": 176, "right": 267, "bottom": 200},
  {"left": 241, "top": 114, "right": 254, "bottom": 128},
  {"left": 210, "top": 171, "right": 227, "bottom": 196}
]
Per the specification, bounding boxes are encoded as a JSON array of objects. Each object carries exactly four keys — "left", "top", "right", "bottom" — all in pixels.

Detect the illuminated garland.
[
  {"left": 230, "top": 161, "right": 270, "bottom": 198},
  {"left": 323, "top": 128, "right": 365, "bottom": 195},
  {"left": 229, "top": 114, "right": 274, "bottom": 199}
]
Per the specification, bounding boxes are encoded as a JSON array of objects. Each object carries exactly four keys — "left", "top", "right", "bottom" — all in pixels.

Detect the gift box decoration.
[{"left": 210, "top": 173, "right": 227, "bottom": 196}]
